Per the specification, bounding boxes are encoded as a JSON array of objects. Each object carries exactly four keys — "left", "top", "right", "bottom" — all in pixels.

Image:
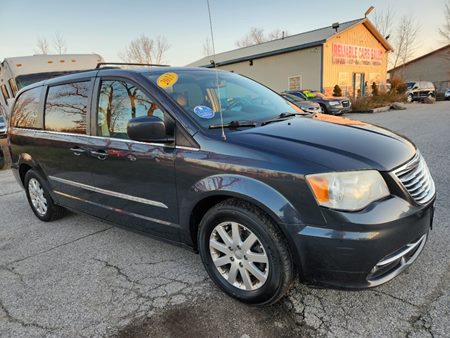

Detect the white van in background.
[{"left": 0, "top": 54, "right": 104, "bottom": 117}]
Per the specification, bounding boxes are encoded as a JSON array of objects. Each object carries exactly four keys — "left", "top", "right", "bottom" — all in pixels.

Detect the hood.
[
  {"left": 321, "top": 96, "right": 349, "bottom": 101},
  {"left": 229, "top": 114, "right": 416, "bottom": 172}
]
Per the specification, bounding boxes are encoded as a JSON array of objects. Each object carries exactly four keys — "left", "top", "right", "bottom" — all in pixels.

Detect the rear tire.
[
  {"left": 198, "top": 198, "right": 294, "bottom": 305},
  {"left": 24, "top": 170, "right": 66, "bottom": 222}
]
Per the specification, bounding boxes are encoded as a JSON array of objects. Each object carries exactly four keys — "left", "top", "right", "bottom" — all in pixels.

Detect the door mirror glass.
[{"left": 127, "top": 115, "right": 174, "bottom": 143}]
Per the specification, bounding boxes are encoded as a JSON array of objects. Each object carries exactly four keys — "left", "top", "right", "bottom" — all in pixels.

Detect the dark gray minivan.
[{"left": 8, "top": 66, "right": 435, "bottom": 305}]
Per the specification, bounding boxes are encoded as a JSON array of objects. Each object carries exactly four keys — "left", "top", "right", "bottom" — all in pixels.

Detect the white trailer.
[{"left": 0, "top": 54, "right": 103, "bottom": 117}]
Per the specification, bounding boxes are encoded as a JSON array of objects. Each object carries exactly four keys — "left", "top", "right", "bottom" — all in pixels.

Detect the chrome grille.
[
  {"left": 342, "top": 100, "right": 350, "bottom": 107},
  {"left": 394, "top": 152, "right": 435, "bottom": 205}
]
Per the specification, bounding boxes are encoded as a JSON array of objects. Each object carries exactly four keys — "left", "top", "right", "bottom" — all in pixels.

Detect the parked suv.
[
  {"left": 9, "top": 67, "right": 435, "bottom": 305},
  {"left": 406, "top": 81, "right": 436, "bottom": 102},
  {"left": 283, "top": 90, "right": 351, "bottom": 115}
]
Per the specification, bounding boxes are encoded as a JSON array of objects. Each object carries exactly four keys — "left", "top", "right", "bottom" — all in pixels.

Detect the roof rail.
[{"left": 95, "top": 62, "right": 170, "bottom": 69}]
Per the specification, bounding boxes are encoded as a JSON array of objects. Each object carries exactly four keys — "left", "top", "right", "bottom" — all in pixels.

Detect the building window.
[
  {"left": 288, "top": 75, "right": 302, "bottom": 90},
  {"left": 45, "top": 82, "right": 90, "bottom": 134}
]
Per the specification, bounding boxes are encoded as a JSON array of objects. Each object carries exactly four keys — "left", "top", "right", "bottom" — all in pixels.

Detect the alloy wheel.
[
  {"left": 28, "top": 178, "right": 48, "bottom": 216},
  {"left": 209, "top": 221, "right": 269, "bottom": 290}
]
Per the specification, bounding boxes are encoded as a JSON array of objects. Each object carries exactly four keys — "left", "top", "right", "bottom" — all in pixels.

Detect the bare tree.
[
  {"left": 439, "top": 0, "right": 450, "bottom": 42},
  {"left": 391, "top": 15, "right": 420, "bottom": 69},
  {"left": 203, "top": 37, "right": 213, "bottom": 56},
  {"left": 267, "top": 29, "right": 289, "bottom": 40},
  {"left": 35, "top": 37, "right": 50, "bottom": 54},
  {"left": 235, "top": 27, "right": 266, "bottom": 47},
  {"left": 153, "top": 36, "right": 170, "bottom": 64},
  {"left": 53, "top": 33, "right": 67, "bottom": 54},
  {"left": 373, "top": 6, "right": 395, "bottom": 38},
  {"left": 120, "top": 35, "right": 170, "bottom": 64},
  {"left": 235, "top": 27, "right": 289, "bottom": 47}
]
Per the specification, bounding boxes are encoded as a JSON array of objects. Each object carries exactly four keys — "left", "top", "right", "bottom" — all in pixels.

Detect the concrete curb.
[{"left": 349, "top": 105, "right": 392, "bottom": 114}]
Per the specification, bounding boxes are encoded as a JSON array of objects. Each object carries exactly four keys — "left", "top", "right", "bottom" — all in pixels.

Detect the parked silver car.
[{"left": 280, "top": 93, "right": 322, "bottom": 113}]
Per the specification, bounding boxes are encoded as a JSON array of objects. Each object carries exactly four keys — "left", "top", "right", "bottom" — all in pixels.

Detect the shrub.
[
  {"left": 350, "top": 92, "right": 407, "bottom": 112},
  {"left": 371, "top": 82, "right": 379, "bottom": 96},
  {"left": 333, "top": 85, "right": 342, "bottom": 97},
  {"left": 390, "top": 77, "right": 407, "bottom": 94}
]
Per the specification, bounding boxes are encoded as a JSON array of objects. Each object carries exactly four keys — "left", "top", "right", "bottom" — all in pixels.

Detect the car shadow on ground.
[{"left": 115, "top": 292, "right": 308, "bottom": 338}]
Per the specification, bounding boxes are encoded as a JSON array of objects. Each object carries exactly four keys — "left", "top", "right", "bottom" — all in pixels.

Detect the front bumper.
[
  {"left": 289, "top": 195, "right": 434, "bottom": 288},
  {"left": 327, "top": 106, "right": 352, "bottom": 115}
]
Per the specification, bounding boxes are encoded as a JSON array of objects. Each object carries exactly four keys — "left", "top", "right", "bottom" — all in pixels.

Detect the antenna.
[{"left": 206, "top": 0, "right": 226, "bottom": 141}]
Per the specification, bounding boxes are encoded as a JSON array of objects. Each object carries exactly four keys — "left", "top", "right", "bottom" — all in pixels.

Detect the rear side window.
[
  {"left": 45, "top": 82, "right": 90, "bottom": 134},
  {"left": 11, "top": 86, "right": 42, "bottom": 129}
]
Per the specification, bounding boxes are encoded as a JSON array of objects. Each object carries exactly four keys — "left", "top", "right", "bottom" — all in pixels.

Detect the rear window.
[
  {"left": 45, "top": 82, "right": 90, "bottom": 134},
  {"left": 11, "top": 86, "right": 42, "bottom": 129},
  {"left": 16, "top": 72, "right": 81, "bottom": 90}
]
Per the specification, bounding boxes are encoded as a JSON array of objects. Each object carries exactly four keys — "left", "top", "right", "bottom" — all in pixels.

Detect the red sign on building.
[{"left": 332, "top": 43, "right": 384, "bottom": 66}]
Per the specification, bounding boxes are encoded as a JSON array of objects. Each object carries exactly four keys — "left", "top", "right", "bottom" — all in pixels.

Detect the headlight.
[
  {"left": 306, "top": 170, "right": 389, "bottom": 211},
  {"left": 329, "top": 101, "right": 340, "bottom": 106}
]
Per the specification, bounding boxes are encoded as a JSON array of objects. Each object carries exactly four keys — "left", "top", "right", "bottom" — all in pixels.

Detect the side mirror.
[{"left": 127, "top": 116, "right": 174, "bottom": 143}]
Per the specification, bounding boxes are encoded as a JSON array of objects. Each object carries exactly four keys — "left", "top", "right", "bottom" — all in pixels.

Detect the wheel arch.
[
  {"left": 182, "top": 175, "right": 303, "bottom": 269},
  {"left": 16, "top": 154, "right": 49, "bottom": 189}
]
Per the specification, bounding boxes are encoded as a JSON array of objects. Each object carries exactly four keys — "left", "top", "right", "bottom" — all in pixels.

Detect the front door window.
[{"left": 97, "top": 80, "right": 165, "bottom": 139}]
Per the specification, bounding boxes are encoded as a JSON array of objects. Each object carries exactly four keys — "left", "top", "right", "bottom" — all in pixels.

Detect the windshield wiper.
[
  {"left": 261, "top": 112, "right": 309, "bottom": 126},
  {"left": 209, "top": 120, "right": 257, "bottom": 129}
]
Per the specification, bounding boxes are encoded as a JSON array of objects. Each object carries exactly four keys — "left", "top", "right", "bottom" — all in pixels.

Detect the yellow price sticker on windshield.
[{"left": 157, "top": 72, "right": 178, "bottom": 88}]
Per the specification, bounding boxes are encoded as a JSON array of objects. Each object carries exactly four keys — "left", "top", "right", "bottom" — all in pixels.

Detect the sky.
[{"left": 0, "top": 0, "right": 447, "bottom": 66}]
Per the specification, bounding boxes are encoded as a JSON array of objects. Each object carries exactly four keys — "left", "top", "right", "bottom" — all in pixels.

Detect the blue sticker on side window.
[{"left": 193, "top": 105, "right": 215, "bottom": 119}]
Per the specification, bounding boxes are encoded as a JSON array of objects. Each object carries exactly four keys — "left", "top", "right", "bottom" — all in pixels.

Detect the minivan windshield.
[{"left": 146, "top": 69, "right": 298, "bottom": 129}]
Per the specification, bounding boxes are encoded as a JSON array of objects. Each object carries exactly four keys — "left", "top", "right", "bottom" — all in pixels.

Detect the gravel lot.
[{"left": 0, "top": 101, "right": 449, "bottom": 338}]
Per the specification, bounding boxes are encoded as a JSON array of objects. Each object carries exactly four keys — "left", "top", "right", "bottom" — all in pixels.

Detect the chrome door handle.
[
  {"left": 70, "top": 147, "right": 86, "bottom": 156},
  {"left": 90, "top": 150, "right": 109, "bottom": 160}
]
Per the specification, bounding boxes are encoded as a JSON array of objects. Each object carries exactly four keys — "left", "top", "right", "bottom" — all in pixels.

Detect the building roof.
[
  {"left": 388, "top": 44, "right": 450, "bottom": 73},
  {"left": 188, "top": 18, "right": 393, "bottom": 67}
]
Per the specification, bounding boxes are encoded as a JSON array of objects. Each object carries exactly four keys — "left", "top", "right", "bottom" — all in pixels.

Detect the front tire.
[
  {"left": 198, "top": 199, "right": 294, "bottom": 305},
  {"left": 24, "top": 170, "right": 66, "bottom": 221}
]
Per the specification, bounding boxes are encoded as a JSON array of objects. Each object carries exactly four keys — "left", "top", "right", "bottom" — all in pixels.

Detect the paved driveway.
[{"left": 0, "top": 102, "right": 449, "bottom": 337}]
